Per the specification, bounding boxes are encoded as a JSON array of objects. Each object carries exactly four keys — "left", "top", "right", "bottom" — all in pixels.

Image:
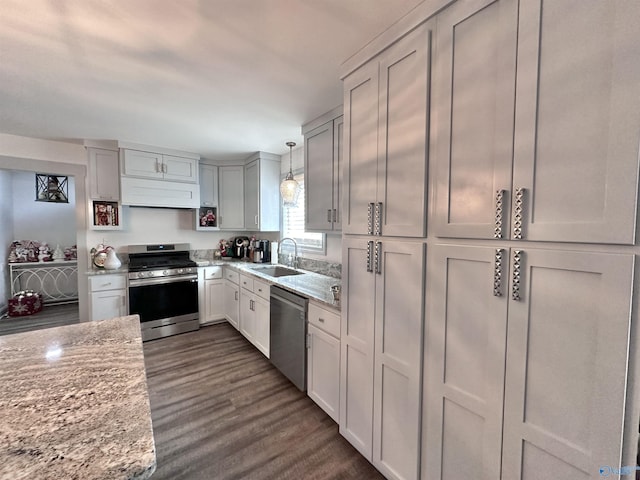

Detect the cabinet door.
[
  {"left": 90, "top": 290, "right": 127, "bottom": 322},
  {"left": 88, "top": 148, "right": 120, "bottom": 200},
  {"left": 205, "top": 280, "right": 225, "bottom": 323},
  {"left": 199, "top": 164, "right": 218, "bottom": 207},
  {"left": 239, "top": 290, "right": 255, "bottom": 342},
  {"left": 305, "top": 121, "right": 334, "bottom": 231},
  {"left": 422, "top": 244, "right": 508, "bottom": 480},
  {"left": 340, "top": 237, "right": 376, "bottom": 458},
  {"left": 224, "top": 281, "right": 239, "bottom": 330},
  {"left": 376, "top": 24, "right": 430, "bottom": 238},
  {"left": 308, "top": 324, "right": 340, "bottom": 422},
  {"left": 333, "top": 116, "right": 344, "bottom": 231},
  {"left": 502, "top": 249, "right": 633, "bottom": 480},
  {"left": 432, "top": 0, "right": 518, "bottom": 240},
  {"left": 512, "top": 1, "right": 640, "bottom": 244},
  {"left": 122, "top": 150, "right": 164, "bottom": 179},
  {"left": 253, "top": 295, "right": 270, "bottom": 358},
  {"left": 343, "top": 62, "right": 379, "bottom": 235},
  {"left": 219, "top": 166, "right": 245, "bottom": 230},
  {"left": 244, "top": 160, "right": 260, "bottom": 229},
  {"left": 372, "top": 240, "right": 425, "bottom": 480},
  {"left": 162, "top": 155, "right": 198, "bottom": 183}
]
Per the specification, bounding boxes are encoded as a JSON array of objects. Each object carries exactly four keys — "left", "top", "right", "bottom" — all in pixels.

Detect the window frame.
[{"left": 280, "top": 169, "right": 326, "bottom": 255}]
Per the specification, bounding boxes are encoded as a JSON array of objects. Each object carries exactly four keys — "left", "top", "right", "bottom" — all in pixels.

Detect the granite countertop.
[
  {"left": 0, "top": 315, "right": 156, "bottom": 480},
  {"left": 86, "top": 266, "right": 129, "bottom": 276},
  {"left": 197, "top": 259, "right": 341, "bottom": 310}
]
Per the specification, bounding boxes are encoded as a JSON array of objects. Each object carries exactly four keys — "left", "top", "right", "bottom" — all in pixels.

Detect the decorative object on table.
[
  {"left": 218, "top": 239, "right": 229, "bottom": 257},
  {"left": 103, "top": 247, "right": 122, "bottom": 270},
  {"left": 52, "top": 244, "right": 65, "bottom": 261},
  {"left": 8, "top": 240, "right": 43, "bottom": 263},
  {"left": 35, "top": 173, "right": 68, "bottom": 203},
  {"left": 8, "top": 290, "right": 43, "bottom": 317},
  {"left": 64, "top": 245, "right": 77, "bottom": 260},
  {"left": 280, "top": 141, "right": 300, "bottom": 207},
  {"left": 37, "top": 243, "right": 52, "bottom": 262}
]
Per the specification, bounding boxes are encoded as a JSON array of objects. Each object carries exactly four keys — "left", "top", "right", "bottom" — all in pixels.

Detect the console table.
[{"left": 9, "top": 260, "right": 78, "bottom": 305}]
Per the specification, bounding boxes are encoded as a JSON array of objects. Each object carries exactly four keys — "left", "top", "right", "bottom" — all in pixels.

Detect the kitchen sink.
[{"left": 250, "top": 265, "right": 304, "bottom": 278}]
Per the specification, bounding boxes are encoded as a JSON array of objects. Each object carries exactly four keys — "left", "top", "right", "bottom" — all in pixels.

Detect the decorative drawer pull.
[
  {"left": 318, "top": 317, "right": 325, "bottom": 323},
  {"left": 513, "top": 188, "right": 525, "bottom": 239},
  {"left": 333, "top": 209, "right": 337, "bottom": 223},
  {"left": 328, "top": 209, "right": 332, "bottom": 222},
  {"left": 494, "top": 190, "right": 505, "bottom": 239},
  {"left": 367, "top": 203, "right": 375, "bottom": 234},
  {"left": 493, "top": 249, "right": 504, "bottom": 296},
  {"left": 366, "top": 241, "right": 374, "bottom": 273},
  {"left": 512, "top": 250, "right": 522, "bottom": 301},
  {"left": 374, "top": 202, "right": 383, "bottom": 236},
  {"left": 375, "top": 241, "right": 382, "bottom": 274}
]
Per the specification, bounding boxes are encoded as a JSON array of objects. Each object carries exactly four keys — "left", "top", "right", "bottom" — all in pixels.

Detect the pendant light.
[{"left": 280, "top": 141, "right": 300, "bottom": 207}]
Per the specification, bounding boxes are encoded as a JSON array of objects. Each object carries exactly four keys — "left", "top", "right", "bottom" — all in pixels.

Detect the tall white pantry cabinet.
[{"left": 339, "top": 1, "right": 640, "bottom": 480}]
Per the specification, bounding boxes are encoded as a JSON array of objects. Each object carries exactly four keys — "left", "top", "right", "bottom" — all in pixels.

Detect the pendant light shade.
[{"left": 280, "top": 141, "right": 300, "bottom": 207}]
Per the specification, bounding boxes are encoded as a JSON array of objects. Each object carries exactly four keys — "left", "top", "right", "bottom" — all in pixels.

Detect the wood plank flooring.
[
  {"left": 143, "top": 323, "right": 384, "bottom": 480},
  {"left": 0, "top": 303, "right": 80, "bottom": 336}
]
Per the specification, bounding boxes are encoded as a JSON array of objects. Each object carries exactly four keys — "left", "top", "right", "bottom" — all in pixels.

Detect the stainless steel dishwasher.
[{"left": 269, "top": 286, "right": 308, "bottom": 391}]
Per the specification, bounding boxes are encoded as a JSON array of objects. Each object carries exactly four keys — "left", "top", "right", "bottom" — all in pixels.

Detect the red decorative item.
[{"left": 8, "top": 290, "right": 43, "bottom": 317}]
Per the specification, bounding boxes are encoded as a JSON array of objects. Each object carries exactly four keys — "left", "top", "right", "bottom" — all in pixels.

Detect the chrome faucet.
[{"left": 278, "top": 237, "right": 298, "bottom": 269}]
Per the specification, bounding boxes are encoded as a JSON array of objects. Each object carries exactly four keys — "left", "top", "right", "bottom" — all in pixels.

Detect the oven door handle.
[{"left": 129, "top": 274, "right": 198, "bottom": 287}]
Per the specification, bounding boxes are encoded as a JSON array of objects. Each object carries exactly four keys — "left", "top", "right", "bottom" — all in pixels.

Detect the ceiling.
[{"left": 0, "top": 0, "right": 426, "bottom": 161}]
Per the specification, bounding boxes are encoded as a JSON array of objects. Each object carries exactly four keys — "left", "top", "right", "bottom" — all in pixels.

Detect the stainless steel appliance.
[
  {"left": 258, "top": 239, "right": 271, "bottom": 263},
  {"left": 269, "top": 286, "right": 308, "bottom": 391},
  {"left": 230, "top": 236, "right": 250, "bottom": 259},
  {"left": 127, "top": 243, "right": 199, "bottom": 342}
]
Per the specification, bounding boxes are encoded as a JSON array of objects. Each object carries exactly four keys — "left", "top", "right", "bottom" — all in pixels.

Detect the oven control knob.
[
  {"left": 163, "top": 270, "right": 169, "bottom": 276},
  {"left": 178, "top": 268, "right": 184, "bottom": 274}
]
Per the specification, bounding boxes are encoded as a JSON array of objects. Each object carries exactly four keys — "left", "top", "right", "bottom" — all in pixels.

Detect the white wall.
[
  {"left": 11, "top": 171, "right": 77, "bottom": 248},
  {"left": 0, "top": 170, "right": 14, "bottom": 311},
  {"left": 85, "top": 206, "right": 276, "bottom": 255}
]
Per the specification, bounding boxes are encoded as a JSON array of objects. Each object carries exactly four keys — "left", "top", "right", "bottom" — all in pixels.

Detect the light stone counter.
[
  {"left": 0, "top": 315, "right": 156, "bottom": 480},
  {"left": 197, "top": 259, "right": 341, "bottom": 310}
]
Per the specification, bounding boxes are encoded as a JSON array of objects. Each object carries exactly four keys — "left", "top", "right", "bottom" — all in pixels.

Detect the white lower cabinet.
[
  {"left": 239, "top": 274, "right": 270, "bottom": 357},
  {"left": 307, "top": 301, "right": 341, "bottom": 422},
  {"left": 202, "top": 266, "right": 225, "bottom": 324},
  {"left": 341, "top": 237, "right": 425, "bottom": 480},
  {"left": 223, "top": 268, "right": 240, "bottom": 330},
  {"left": 88, "top": 274, "right": 127, "bottom": 321},
  {"left": 422, "top": 244, "right": 634, "bottom": 480}
]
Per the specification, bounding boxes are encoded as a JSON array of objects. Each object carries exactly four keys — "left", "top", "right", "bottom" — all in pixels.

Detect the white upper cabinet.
[
  {"left": 88, "top": 148, "right": 120, "bottom": 201},
  {"left": 121, "top": 149, "right": 198, "bottom": 183},
  {"left": 199, "top": 164, "right": 219, "bottom": 207},
  {"left": 219, "top": 165, "right": 245, "bottom": 230},
  {"left": 304, "top": 107, "right": 343, "bottom": 232},
  {"left": 433, "top": 0, "right": 640, "bottom": 244},
  {"left": 243, "top": 153, "right": 281, "bottom": 232},
  {"left": 343, "top": 24, "right": 430, "bottom": 238}
]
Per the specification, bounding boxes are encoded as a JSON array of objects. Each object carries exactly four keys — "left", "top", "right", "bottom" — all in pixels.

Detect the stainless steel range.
[{"left": 127, "top": 243, "right": 199, "bottom": 342}]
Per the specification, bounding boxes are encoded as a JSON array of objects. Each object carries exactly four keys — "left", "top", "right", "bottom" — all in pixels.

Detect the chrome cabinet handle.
[
  {"left": 328, "top": 209, "right": 332, "bottom": 222},
  {"left": 366, "top": 241, "right": 374, "bottom": 273},
  {"left": 162, "top": 163, "right": 167, "bottom": 174},
  {"left": 493, "top": 249, "right": 504, "bottom": 296},
  {"left": 255, "top": 215, "right": 259, "bottom": 225},
  {"left": 333, "top": 209, "right": 337, "bottom": 223},
  {"left": 513, "top": 188, "right": 525, "bottom": 239},
  {"left": 235, "top": 291, "right": 238, "bottom": 301},
  {"left": 512, "top": 250, "right": 522, "bottom": 301},
  {"left": 374, "top": 202, "right": 383, "bottom": 236},
  {"left": 494, "top": 190, "right": 505, "bottom": 239},
  {"left": 367, "top": 203, "right": 374, "bottom": 235},
  {"left": 318, "top": 317, "right": 325, "bottom": 323},
  {"left": 375, "top": 241, "right": 382, "bottom": 275}
]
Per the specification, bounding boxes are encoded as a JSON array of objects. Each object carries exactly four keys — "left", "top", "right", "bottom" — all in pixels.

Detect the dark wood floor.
[
  {"left": 0, "top": 303, "right": 80, "bottom": 336},
  {"left": 143, "top": 323, "right": 384, "bottom": 480}
]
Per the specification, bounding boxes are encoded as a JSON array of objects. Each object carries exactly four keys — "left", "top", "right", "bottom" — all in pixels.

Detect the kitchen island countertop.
[{"left": 0, "top": 315, "right": 156, "bottom": 480}]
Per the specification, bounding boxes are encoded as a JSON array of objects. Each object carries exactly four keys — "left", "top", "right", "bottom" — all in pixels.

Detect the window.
[{"left": 281, "top": 172, "right": 325, "bottom": 253}]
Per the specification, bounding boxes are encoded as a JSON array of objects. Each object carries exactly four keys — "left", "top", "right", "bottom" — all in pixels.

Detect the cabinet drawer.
[
  {"left": 224, "top": 268, "right": 239, "bottom": 284},
  {"left": 308, "top": 302, "right": 340, "bottom": 338},
  {"left": 240, "top": 274, "right": 254, "bottom": 291},
  {"left": 89, "top": 274, "right": 126, "bottom": 292},
  {"left": 253, "top": 279, "right": 270, "bottom": 300},
  {"left": 204, "top": 266, "right": 222, "bottom": 280}
]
